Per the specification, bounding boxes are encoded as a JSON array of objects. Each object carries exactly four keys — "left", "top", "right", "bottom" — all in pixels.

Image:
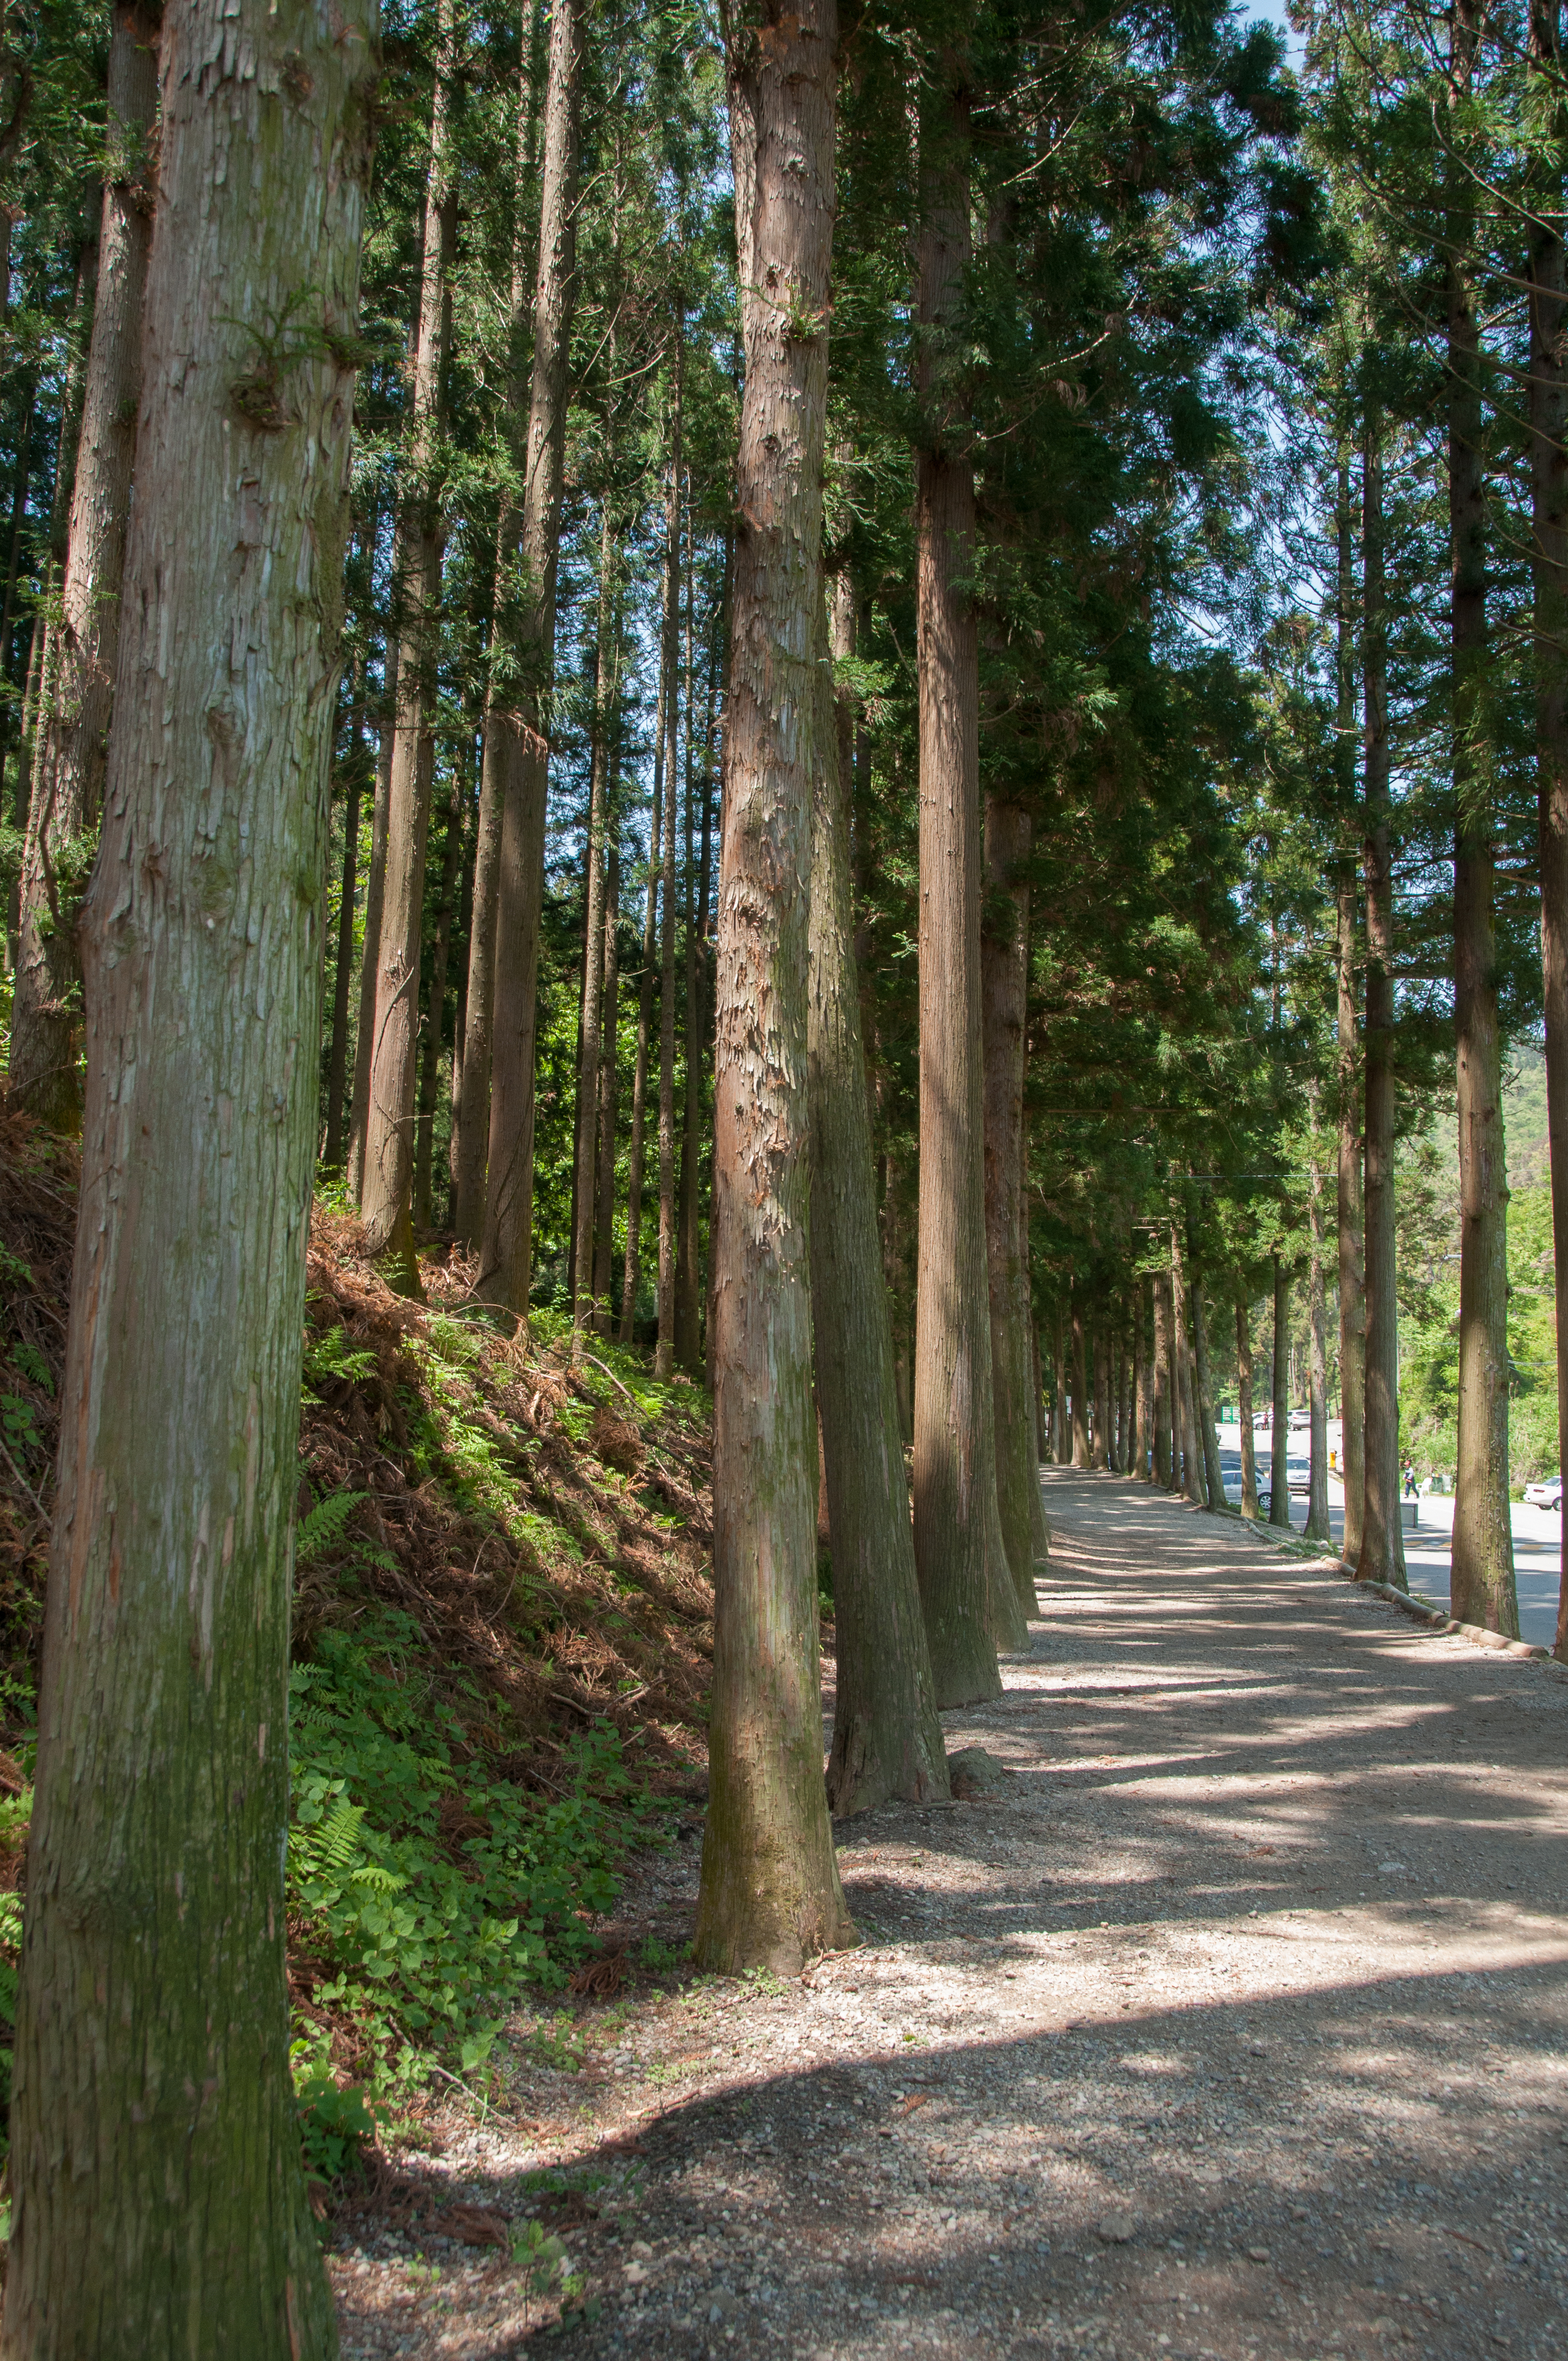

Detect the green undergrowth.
[
  {"left": 283, "top": 1228, "right": 716, "bottom": 2140},
  {"left": 0, "top": 1154, "right": 719, "bottom": 2186},
  {"left": 287, "top": 1606, "right": 672, "bottom": 2096}
]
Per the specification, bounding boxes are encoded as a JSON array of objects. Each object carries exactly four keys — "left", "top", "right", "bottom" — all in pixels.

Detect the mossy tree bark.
[
  {"left": 10, "top": 0, "right": 158, "bottom": 1128},
  {"left": 1527, "top": 0, "right": 1568, "bottom": 1658},
  {"left": 3, "top": 0, "right": 374, "bottom": 2342},
  {"left": 812, "top": 584, "right": 948, "bottom": 1815},
  {"left": 480, "top": 0, "right": 583, "bottom": 1311},
  {"left": 360, "top": 1, "right": 457, "bottom": 1280},
  {"left": 1356, "top": 423, "right": 1406, "bottom": 1588},
  {"left": 910, "top": 55, "right": 1019, "bottom": 1691},
  {"left": 694, "top": 0, "right": 854, "bottom": 1973},
  {"left": 1448, "top": 0, "right": 1517, "bottom": 1633}
]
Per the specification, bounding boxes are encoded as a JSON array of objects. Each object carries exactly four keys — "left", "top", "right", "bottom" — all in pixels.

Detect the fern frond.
[
  {"left": 317, "top": 1800, "right": 367, "bottom": 1869},
  {"left": 295, "top": 1489, "right": 366, "bottom": 1568},
  {"left": 349, "top": 1863, "right": 408, "bottom": 1896}
]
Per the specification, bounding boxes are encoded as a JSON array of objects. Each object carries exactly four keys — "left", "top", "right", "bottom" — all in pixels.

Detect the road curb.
[
  {"left": 1068, "top": 1474, "right": 1568, "bottom": 1678},
  {"left": 1335, "top": 1563, "right": 1568, "bottom": 1676}
]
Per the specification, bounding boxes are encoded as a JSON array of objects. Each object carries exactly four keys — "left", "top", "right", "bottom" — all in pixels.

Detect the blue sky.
[{"left": 1242, "top": 0, "right": 1306, "bottom": 66}]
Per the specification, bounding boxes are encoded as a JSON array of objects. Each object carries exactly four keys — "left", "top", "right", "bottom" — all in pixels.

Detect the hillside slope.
[{"left": 0, "top": 1112, "right": 715, "bottom": 2121}]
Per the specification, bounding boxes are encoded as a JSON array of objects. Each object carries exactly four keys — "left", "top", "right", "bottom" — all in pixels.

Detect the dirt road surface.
[{"left": 330, "top": 1468, "right": 1568, "bottom": 2361}]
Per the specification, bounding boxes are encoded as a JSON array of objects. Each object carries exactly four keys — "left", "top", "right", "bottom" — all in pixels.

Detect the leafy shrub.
[
  {"left": 287, "top": 1610, "right": 665, "bottom": 2076},
  {"left": 294, "top": 2062, "right": 378, "bottom": 2183}
]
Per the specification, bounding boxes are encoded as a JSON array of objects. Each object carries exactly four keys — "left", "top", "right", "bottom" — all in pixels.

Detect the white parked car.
[{"left": 1524, "top": 1476, "right": 1563, "bottom": 1512}]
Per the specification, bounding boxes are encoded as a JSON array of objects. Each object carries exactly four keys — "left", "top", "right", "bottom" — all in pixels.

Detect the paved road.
[
  {"left": 332, "top": 1468, "right": 1568, "bottom": 2361},
  {"left": 1210, "top": 1431, "right": 1562, "bottom": 1648}
]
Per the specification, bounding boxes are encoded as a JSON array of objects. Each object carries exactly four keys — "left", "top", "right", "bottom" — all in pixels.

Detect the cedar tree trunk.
[
  {"left": 360, "top": 7, "right": 457, "bottom": 1279},
  {"left": 3, "top": 0, "right": 372, "bottom": 2342},
  {"left": 980, "top": 793, "right": 1042, "bottom": 1606},
  {"left": 812, "top": 586, "right": 948, "bottom": 1815},
  {"left": 1306, "top": 1149, "right": 1332, "bottom": 1542},
  {"left": 619, "top": 572, "right": 667, "bottom": 1342},
  {"left": 571, "top": 496, "right": 616, "bottom": 1342},
  {"left": 910, "top": 64, "right": 1021, "bottom": 1684},
  {"left": 693, "top": 0, "right": 854, "bottom": 1973},
  {"left": 1448, "top": 0, "right": 1517, "bottom": 1633},
  {"left": 1071, "top": 1299, "right": 1089, "bottom": 1470},
  {"left": 1236, "top": 1300, "right": 1260, "bottom": 1518},
  {"left": 10, "top": 3, "right": 157, "bottom": 1127},
  {"left": 655, "top": 438, "right": 681, "bottom": 1379},
  {"left": 593, "top": 842, "right": 621, "bottom": 1327},
  {"left": 1270, "top": 1257, "right": 1292, "bottom": 1531},
  {"left": 413, "top": 767, "right": 462, "bottom": 1232},
  {"left": 1334, "top": 456, "right": 1367, "bottom": 1564},
  {"left": 346, "top": 644, "right": 394, "bottom": 1202},
  {"left": 480, "top": 0, "right": 583, "bottom": 1310},
  {"left": 1528, "top": 0, "right": 1568, "bottom": 1657},
  {"left": 1357, "top": 425, "right": 1406, "bottom": 1588},
  {"left": 1189, "top": 1265, "right": 1225, "bottom": 1511},
  {"left": 1152, "top": 1276, "right": 1173, "bottom": 1487}
]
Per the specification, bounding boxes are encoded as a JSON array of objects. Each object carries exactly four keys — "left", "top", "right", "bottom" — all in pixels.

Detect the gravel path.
[{"left": 329, "top": 1468, "right": 1568, "bottom": 2361}]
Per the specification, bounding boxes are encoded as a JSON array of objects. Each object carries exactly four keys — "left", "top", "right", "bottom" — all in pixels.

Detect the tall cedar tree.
[
  {"left": 480, "top": 0, "right": 583, "bottom": 1310},
  {"left": 3, "top": 0, "right": 373, "bottom": 2341},
  {"left": 812, "top": 574, "right": 950, "bottom": 1817},
  {"left": 695, "top": 0, "right": 855, "bottom": 1971},
  {"left": 10, "top": 1, "right": 158, "bottom": 1127},
  {"left": 911, "top": 50, "right": 1024, "bottom": 1698},
  {"left": 359, "top": 0, "right": 457, "bottom": 1281}
]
